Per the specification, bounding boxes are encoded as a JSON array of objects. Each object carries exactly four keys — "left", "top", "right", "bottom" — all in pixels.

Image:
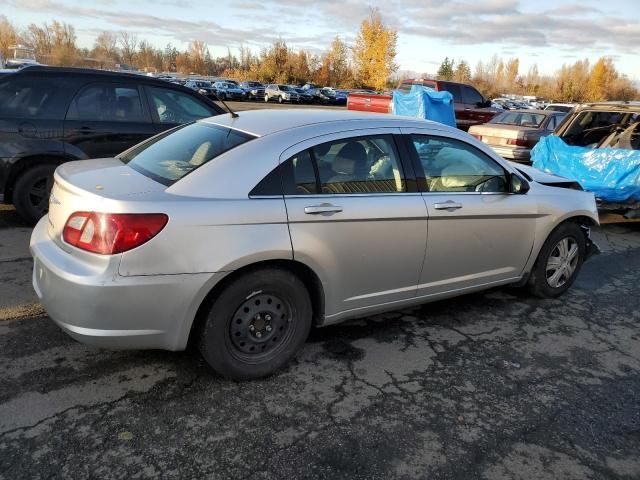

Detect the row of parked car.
[{"left": 173, "top": 77, "right": 351, "bottom": 105}]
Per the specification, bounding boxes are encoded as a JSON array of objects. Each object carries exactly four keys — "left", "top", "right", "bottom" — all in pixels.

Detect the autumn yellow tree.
[
  {"left": 505, "top": 58, "right": 519, "bottom": 87},
  {"left": 352, "top": 8, "right": 398, "bottom": 90},
  {"left": 0, "top": 15, "right": 19, "bottom": 59},
  {"left": 588, "top": 57, "right": 617, "bottom": 101}
]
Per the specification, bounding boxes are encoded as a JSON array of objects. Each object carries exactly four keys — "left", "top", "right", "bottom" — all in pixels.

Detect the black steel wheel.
[
  {"left": 228, "top": 293, "right": 293, "bottom": 358},
  {"left": 13, "top": 164, "right": 57, "bottom": 225},
  {"left": 198, "top": 268, "right": 312, "bottom": 380}
]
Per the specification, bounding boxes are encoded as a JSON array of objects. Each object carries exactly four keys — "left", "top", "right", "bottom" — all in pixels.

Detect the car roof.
[
  {"left": 12, "top": 65, "right": 185, "bottom": 87},
  {"left": 201, "top": 109, "right": 448, "bottom": 137},
  {"left": 573, "top": 101, "right": 640, "bottom": 111},
  {"left": 499, "top": 109, "right": 552, "bottom": 115}
]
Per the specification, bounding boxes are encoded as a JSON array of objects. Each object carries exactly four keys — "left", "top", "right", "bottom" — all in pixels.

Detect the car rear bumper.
[
  {"left": 487, "top": 145, "right": 531, "bottom": 162},
  {"left": 30, "top": 217, "right": 218, "bottom": 351}
]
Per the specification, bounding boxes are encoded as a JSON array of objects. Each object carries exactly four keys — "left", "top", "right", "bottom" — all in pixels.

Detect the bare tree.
[{"left": 119, "top": 31, "right": 138, "bottom": 66}]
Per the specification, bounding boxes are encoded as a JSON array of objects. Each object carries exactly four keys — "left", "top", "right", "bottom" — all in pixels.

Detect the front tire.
[
  {"left": 278, "top": 96, "right": 284, "bottom": 104},
  {"left": 264, "top": 95, "right": 269, "bottom": 102},
  {"left": 13, "top": 164, "right": 57, "bottom": 225},
  {"left": 198, "top": 268, "right": 312, "bottom": 380},
  {"left": 528, "top": 222, "right": 586, "bottom": 298}
]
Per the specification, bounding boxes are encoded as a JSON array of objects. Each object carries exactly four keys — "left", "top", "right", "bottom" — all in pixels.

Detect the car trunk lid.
[
  {"left": 47, "top": 158, "right": 166, "bottom": 249},
  {"left": 469, "top": 124, "right": 540, "bottom": 146}
]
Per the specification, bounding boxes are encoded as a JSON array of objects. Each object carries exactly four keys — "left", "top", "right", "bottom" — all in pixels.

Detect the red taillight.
[
  {"left": 63, "top": 212, "right": 168, "bottom": 255},
  {"left": 507, "top": 138, "right": 537, "bottom": 148}
]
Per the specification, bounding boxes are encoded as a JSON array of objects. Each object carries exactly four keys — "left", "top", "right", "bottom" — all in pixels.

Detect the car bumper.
[
  {"left": 30, "top": 217, "right": 219, "bottom": 351},
  {"left": 487, "top": 145, "right": 531, "bottom": 163}
]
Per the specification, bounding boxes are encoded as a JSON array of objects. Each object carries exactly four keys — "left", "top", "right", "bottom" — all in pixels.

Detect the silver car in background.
[
  {"left": 468, "top": 110, "right": 566, "bottom": 163},
  {"left": 30, "top": 110, "right": 599, "bottom": 380}
]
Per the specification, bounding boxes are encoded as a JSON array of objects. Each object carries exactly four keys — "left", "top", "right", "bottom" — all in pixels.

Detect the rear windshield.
[
  {"left": 545, "top": 105, "right": 573, "bottom": 113},
  {"left": 490, "top": 112, "right": 546, "bottom": 127},
  {"left": 120, "top": 122, "right": 255, "bottom": 185}
]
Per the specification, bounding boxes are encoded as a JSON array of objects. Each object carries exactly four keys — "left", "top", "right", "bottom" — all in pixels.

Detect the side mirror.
[{"left": 510, "top": 173, "right": 530, "bottom": 194}]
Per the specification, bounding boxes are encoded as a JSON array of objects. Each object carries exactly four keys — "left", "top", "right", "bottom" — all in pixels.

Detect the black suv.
[{"left": 0, "top": 67, "right": 224, "bottom": 223}]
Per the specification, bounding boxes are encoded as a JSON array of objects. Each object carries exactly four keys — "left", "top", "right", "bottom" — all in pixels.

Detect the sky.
[{"left": 2, "top": 0, "right": 640, "bottom": 80}]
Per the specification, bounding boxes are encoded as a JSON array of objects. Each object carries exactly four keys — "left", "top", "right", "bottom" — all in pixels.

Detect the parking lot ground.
[{"left": 1, "top": 204, "right": 640, "bottom": 480}]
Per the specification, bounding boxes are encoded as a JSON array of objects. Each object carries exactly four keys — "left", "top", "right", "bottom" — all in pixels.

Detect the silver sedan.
[{"left": 30, "top": 110, "right": 599, "bottom": 379}]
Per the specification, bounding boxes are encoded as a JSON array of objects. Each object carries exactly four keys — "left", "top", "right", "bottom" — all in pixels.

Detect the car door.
[
  {"left": 281, "top": 130, "right": 428, "bottom": 319},
  {"left": 401, "top": 130, "right": 537, "bottom": 296},
  {"left": 144, "top": 85, "right": 220, "bottom": 133},
  {"left": 63, "top": 82, "right": 155, "bottom": 159}
]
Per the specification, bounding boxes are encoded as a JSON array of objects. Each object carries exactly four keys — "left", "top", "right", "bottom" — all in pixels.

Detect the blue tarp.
[
  {"left": 392, "top": 85, "right": 456, "bottom": 127},
  {"left": 531, "top": 135, "right": 640, "bottom": 202}
]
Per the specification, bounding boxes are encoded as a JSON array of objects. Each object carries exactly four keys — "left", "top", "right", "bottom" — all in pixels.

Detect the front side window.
[
  {"left": 146, "top": 86, "right": 215, "bottom": 125},
  {"left": 411, "top": 135, "right": 508, "bottom": 193},
  {"left": 120, "top": 123, "right": 254, "bottom": 185},
  {"left": 286, "top": 135, "right": 405, "bottom": 194},
  {"left": 67, "top": 84, "right": 146, "bottom": 122}
]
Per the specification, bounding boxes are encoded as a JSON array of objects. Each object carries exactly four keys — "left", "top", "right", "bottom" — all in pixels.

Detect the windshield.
[
  {"left": 195, "top": 82, "right": 211, "bottom": 88},
  {"left": 490, "top": 112, "right": 546, "bottom": 127},
  {"left": 278, "top": 85, "right": 292, "bottom": 91},
  {"left": 120, "top": 123, "right": 255, "bottom": 185}
]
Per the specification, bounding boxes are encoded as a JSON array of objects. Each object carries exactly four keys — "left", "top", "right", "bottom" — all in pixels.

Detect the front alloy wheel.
[
  {"left": 528, "top": 222, "right": 586, "bottom": 298},
  {"left": 545, "top": 237, "right": 579, "bottom": 288}
]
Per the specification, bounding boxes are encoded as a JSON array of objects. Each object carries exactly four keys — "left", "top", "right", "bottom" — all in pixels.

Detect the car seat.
[{"left": 324, "top": 142, "right": 368, "bottom": 193}]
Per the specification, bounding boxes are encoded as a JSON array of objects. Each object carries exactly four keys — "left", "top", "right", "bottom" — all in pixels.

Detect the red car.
[{"left": 347, "top": 79, "right": 501, "bottom": 130}]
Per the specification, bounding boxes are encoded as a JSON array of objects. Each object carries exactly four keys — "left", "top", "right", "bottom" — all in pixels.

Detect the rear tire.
[
  {"left": 198, "top": 268, "right": 312, "bottom": 380},
  {"left": 13, "top": 164, "right": 57, "bottom": 225},
  {"left": 264, "top": 95, "right": 269, "bottom": 102},
  {"left": 527, "top": 222, "right": 586, "bottom": 298}
]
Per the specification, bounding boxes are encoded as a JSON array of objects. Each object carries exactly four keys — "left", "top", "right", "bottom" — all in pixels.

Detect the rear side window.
[
  {"left": 67, "top": 84, "right": 147, "bottom": 122},
  {"left": 0, "top": 75, "right": 73, "bottom": 119},
  {"left": 439, "top": 83, "right": 461, "bottom": 102},
  {"left": 462, "top": 86, "right": 484, "bottom": 106},
  {"left": 282, "top": 135, "right": 405, "bottom": 195},
  {"left": 120, "top": 123, "right": 255, "bottom": 185}
]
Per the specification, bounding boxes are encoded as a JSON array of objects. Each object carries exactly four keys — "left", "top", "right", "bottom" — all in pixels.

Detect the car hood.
[{"left": 508, "top": 162, "right": 572, "bottom": 184}]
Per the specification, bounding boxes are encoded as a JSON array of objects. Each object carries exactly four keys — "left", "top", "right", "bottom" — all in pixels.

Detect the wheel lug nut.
[
  {"left": 265, "top": 325, "right": 272, "bottom": 332},
  {"left": 256, "top": 331, "right": 262, "bottom": 338},
  {"left": 249, "top": 325, "right": 255, "bottom": 331},
  {"left": 265, "top": 314, "right": 272, "bottom": 321}
]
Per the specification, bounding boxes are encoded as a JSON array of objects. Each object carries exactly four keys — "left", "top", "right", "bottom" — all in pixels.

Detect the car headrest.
[{"left": 333, "top": 142, "right": 367, "bottom": 176}]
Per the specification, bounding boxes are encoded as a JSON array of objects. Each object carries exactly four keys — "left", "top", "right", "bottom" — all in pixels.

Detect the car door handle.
[
  {"left": 433, "top": 201, "right": 463, "bottom": 210},
  {"left": 304, "top": 204, "right": 343, "bottom": 215}
]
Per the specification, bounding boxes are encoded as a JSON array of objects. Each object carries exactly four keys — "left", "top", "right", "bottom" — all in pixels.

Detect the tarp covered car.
[
  {"left": 392, "top": 85, "right": 456, "bottom": 127},
  {"left": 530, "top": 102, "right": 640, "bottom": 216},
  {"left": 531, "top": 136, "right": 640, "bottom": 203}
]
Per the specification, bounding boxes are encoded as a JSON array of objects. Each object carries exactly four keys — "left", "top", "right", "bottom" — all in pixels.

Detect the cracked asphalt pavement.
[{"left": 1, "top": 203, "right": 639, "bottom": 479}]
